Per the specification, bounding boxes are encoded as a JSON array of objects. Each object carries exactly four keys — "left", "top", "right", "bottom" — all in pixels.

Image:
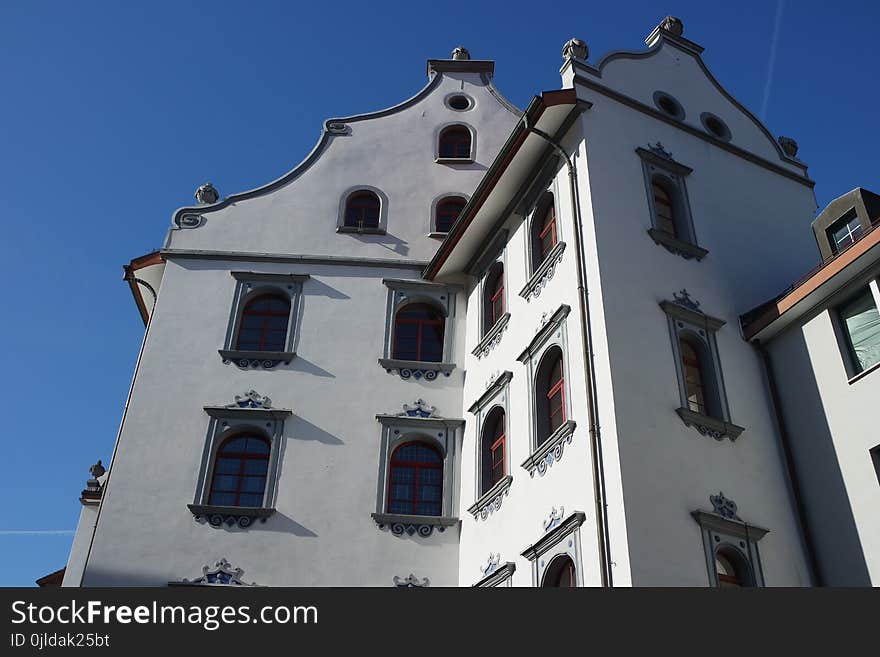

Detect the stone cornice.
[
  {"left": 472, "top": 313, "right": 511, "bottom": 359},
  {"left": 203, "top": 406, "right": 292, "bottom": 420},
  {"left": 676, "top": 407, "right": 744, "bottom": 442},
  {"left": 659, "top": 300, "right": 725, "bottom": 330},
  {"left": 519, "top": 241, "right": 567, "bottom": 300},
  {"left": 467, "top": 371, "right": 513, "bottom": 414},
  {"left": 691, "top": 510, "right": 769, "bottom": 540},
  {"left": 517, "top": 305, "right": 571, "bottom": 362},
  {"left": 375, "top": 414, "right": 465, "bottom": 429},
  {"left": 467, "top": 475, "right": 513, "bottom": 520},
  {"left": 521, "top": 511, "right": 587, "bottom": 561},
  {"left": 473, "top": 562, "right": 516, "bottom": 587},
  {"left": 521, "top": 420, "right": 577, "bottom": 477}
]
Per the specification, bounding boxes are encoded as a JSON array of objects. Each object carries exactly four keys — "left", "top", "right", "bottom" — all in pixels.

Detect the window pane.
[
  {"left": 238, "top": 493, "right": 263, "bottom": 508},
  {"left": 840, "top": 289, "right": 880, "bottom": 372}
]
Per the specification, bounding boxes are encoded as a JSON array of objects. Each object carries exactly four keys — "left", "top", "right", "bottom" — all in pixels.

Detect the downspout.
[
  {"left": 755, "top": 340, "right": 823, "bottom": 585},
  {"left": 526, "top": 118, "right": 613, "bottom": 587},
  {"left": 78, "top": 272, "right": 156, "bottom": 586}
]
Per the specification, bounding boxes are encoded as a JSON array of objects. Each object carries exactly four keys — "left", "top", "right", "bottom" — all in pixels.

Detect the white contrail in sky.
[
  {"left": 0, "top": 530, "right": 75, "bottom": 536},
  {"left": 760, "top": 0, "right": 785, "bottom": 121}
]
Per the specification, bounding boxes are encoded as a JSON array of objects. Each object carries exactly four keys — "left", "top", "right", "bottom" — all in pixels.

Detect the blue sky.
[{"left": 0, "top": 1, "right": 876, "bottom": 586}]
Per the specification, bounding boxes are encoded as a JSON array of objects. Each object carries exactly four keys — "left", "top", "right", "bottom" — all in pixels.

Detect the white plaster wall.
[
  {"left": 62, "top": 504, "right": 98, "bottom": 587},
  {"left": 165, "top": 70, "right": 519, "bottom": 263},
  {"left": 767, "top": 304, "right": 880, "bottom": 585},
  {"left": 79, "top": 69, "right": 520, "bottom": 586},
  {"left": 574, "top": 47, "right": 818, "bottom": 586},
  {"left": 455, "top": 162, "right": 605, "bottom": 587}
]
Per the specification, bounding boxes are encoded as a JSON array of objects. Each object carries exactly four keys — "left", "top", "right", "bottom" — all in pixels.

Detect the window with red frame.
[
  {"left": 532, "top": 196, "right": 558, "bottom": 269},
  {"left": 435, "top": 197, "right": 466, "bottom": 233},
  {"left": 208, "top": 434, "right": 270, "bottom": 508},
  {"left": 387, "top": 442, "right": 443, "bottom": 516},
  {"left": 715, "top": 549, "right": 751, "bottom": 587},
  {"left": 438, "top": 126, "right": 472, "bottom": 159},
  {"left": 344, "top": 190, "right": 381, "bottom": 229},
  {"left": 481, "top": 408, "right": 506, "bottom": 495},
  {"left": 680, "top": 338, "right": 707, "bottom": 415},
  {"left": 392, "top": 303, "right": 444, "bottom": 362},
  {"left": 542, "top": 554, "right": 576, "bottom": 587},
  {"left": 652, "top": 180, "right": 677, "bottom": 237},
  {"left": 536, "top": 348, "right": 565, "bottom": 446},
  {"left": 483, "top": 263, "right": 504, "bottom": 332},
  {"left": 235, "top": 294, "right": 291, "bottom": 352}
]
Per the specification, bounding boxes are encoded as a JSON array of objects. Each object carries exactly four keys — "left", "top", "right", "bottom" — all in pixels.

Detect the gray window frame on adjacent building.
[
  {"left": 219, "top": 272, "right": 308, "bottom": 369},
  {"left": 692, "top": 492, "right": 768, "bottom": 588},
  {"left": 827, "top": 209, "right": 864, "bottom": 256},
  {"left": 378, "top": 278, "right": 459, "bottom": 381},
  {"left": 637, "top": 143, "right": 707, "bottom": 261},
  {"left": 466, "top": 371, "right": 514, "bottom": 521},
  {"left": 517, "top": 305, "right": 577, "bottom": 477},
  {"left": 521, "top": 508, "right": 586, "bottom": 587},
  {"left": 660, "top": 291, "right": 744, "bottom": 442},
  {"left": 188, "top": 391, "right": 291, "bottom": 529},
  {"left": 832, "top": 278, "right": 880, "bottom": 381}
]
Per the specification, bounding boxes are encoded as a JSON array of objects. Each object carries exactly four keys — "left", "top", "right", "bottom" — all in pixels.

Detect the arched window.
[
  {"left": 387, "top": 442, "right": 443, "bottom": 516},
  {"left": 438, "top": 126, "right": 472, "bottom": 159},
  {"left": 536, "top": 348, "right": 565, "bottom": 446},
  {"left": 652, "top": 179, "right": 677, "bottom": 237},
  {"left": 483, "top": 263, "right": 504, "bottom": 332},
  {"left": 235, "top": 294, "right": 291, "bottom": 352},
  {"left": 435, "top": 196, "right": 466, "bottom": 234},
  {"left": 344, "top": 190, "right": 381, "bottom": 229},
  {"left": 481, "top": 408, "right": 506, "bottom": 495},
  {"left": 715, "top": 548, "right": 753, "bottom": 588},
  {"left": 208, "top": 434, "right": 271, "bottom": 507},
  {"left": 541, "top": 554, "right": 576, "bottom": 587},
  {"left": 680, "top": 336, "right": 721, "bottom": 417},
  {"left": 533, "top": 196, "right": 558, "bottom": 268},
  {"left": 392, "top": 303, "right": 444, "bottom": 363}
]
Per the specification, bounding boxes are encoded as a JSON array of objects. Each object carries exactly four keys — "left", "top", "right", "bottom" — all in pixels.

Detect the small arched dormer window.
[
  {"left": 536, "top": 347, "right": 565, "bottom": 446},
  {"left": 541, "top": 554, "right": 576, "bottom": 587},
  {"left": 652, "top": 178, "right": 677, "bottom": 238},
  {"left": 483, "top": 263, "right": 505, "bottom": 333},
  {"left": 235, "top": 293, "right": 291, "bottom": 352},
  {"left": 680, "top": 336, "right": 720, "bottom": 418},
  {"left": 387, "top": 441, "right": 443, "bottom": 516},
  {"left": 715, "top": 547, "right": 753, "bottom": 588},
  {"left": 435, "top": 196, "right": 466, "bottom": 234},
  {"left": 438, "top": 125, "right": 472, "bottom": 159},
  {"left": 392, "top": 303, "right": 445, "bottom": 363},
  {"left": 481, "top": 407, "right": 506, "bottom": 495},
  {"left": 208, "top": 434, "right": 271, "bottom": 507},
  {"left": 532, "top": 194, "right": 558, "bottom": 269},
  {"left": 344, "top": 190, "right": 381, "bottom": 229}
]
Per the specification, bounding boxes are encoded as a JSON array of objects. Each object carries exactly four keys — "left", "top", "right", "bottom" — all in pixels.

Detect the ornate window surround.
[
  {"left": 517, "top": 305, "right": 577, "bottom": 477},
  {"left": 521, "top": 507, "right": 586, "bottom": 587},
  {"left": 466, "top": 371, "right": 514, "bottom": 520},
  {"left": 660, "top": 290, "right": 744, "bottom": 441},
  {"left": 429, "top": 193, "right": 470, "bottom": 238},
  {"left": 188, "top": 390, "right": 290, "bottom": 529},
  {"left": 219, "top": 271, "right": 308, "bottom": 369},
  {"left": 434, "top": 121, "right": 476, "bottom": 164},
  {"left": 336, "top": 185, "right": 389, "bottom": 234},
  {"left": 473, "top": 553, "right": 516, "bottom": 587},
  {"left": 692, "top": 492, "right": 768, "bottom": 587},
  {"left": 372, "top": 400, "right": 463, "bottom": 538},
  {"left": 470, "top": 231, "right": 510, "bottom": 360},
  {"left": 169, "top": 558, "right": 259, "bottom": 587},
  {"left": 637, "top": 143, "right": 708, "bottom": 261},
  {"left": 379, "top": 278, "right": 459, "bottom": 381},
  {"left": 521, "top": 185, "right": 567, "bottom": 301}
]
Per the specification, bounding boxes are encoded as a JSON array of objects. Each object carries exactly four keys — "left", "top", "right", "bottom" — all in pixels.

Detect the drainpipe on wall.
[
  {"left": 755, "top": 341, "right": 823, "bottom": 586},
  {"left": 526, "top": 119, "right": 613, "bottom": 587}
]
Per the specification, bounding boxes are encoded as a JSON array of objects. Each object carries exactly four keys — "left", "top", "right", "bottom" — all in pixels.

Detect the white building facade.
[{"left": 62, "top": 18, "right": 875, "bottom": 587}]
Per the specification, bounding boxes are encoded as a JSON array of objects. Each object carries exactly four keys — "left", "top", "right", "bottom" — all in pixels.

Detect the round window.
[
  {"left": 653, "top": 91, "right": 685, "bottom": 120},
  {"left": 447, "top": 94, "right": 472, "bottom": 111},
  {"left": 700, "top": 112, "right": 731, "bottom": 141}
]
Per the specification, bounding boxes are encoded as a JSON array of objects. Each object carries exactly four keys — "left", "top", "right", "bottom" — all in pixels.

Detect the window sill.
[
  {"left": 647, "top": 228, "right": 708, "bottom": 261},
  {"left": 847, "top": 360, "right": 880, "bottom": 385},
  {"left": 187, "top": 504, "right": 275, "bottom": 528},
  {"left": 435, "top": 157, "right": 474, "bottom": 165},
  {"left": 467, "top": 475, "right": 513, "bottom": 520},
  {"left": 371, "top": 513, "right": 459, "bottom": 537},
  {"left": 472, "top": 312, "right": 511, "bottom": 359},
  {"left": 219, "top": 349, "right": 296, "bottom": 369},
  {"left": 336, "top": 226, "right": 386, "bottom": 235},
  {"left": 378, "top": 358, "right": 455, "bottom": 381},
  {"left": 675, "top": 407, "right": 744, "bottom": 442},
  {"left": 520, "top": 241, "right": 566, "bottom": 300},
  {"left": 521, "top": 420, "right": 577, "bottom": 477}
]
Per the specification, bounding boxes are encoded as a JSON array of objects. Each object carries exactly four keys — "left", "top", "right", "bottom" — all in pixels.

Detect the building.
[{"left": 60, "top": 17, "right": 875, "bottom": 587}]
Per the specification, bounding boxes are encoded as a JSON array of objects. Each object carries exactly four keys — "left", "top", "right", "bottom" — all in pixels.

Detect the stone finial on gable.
[
  {"left": 562, "top": 37, "right": 588, "bottom": 61},
  {"left": 659, "top": 15, "right": 684, "bottom": 36},
  {"left": 451, "top": 46, "right": 471, "bottom": 61},
  {"left": 194, "top": 182, "right": 219, "bottom": 205},
  {"left": 778, "top": 136, "right": 799, "bottom": 158}
]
